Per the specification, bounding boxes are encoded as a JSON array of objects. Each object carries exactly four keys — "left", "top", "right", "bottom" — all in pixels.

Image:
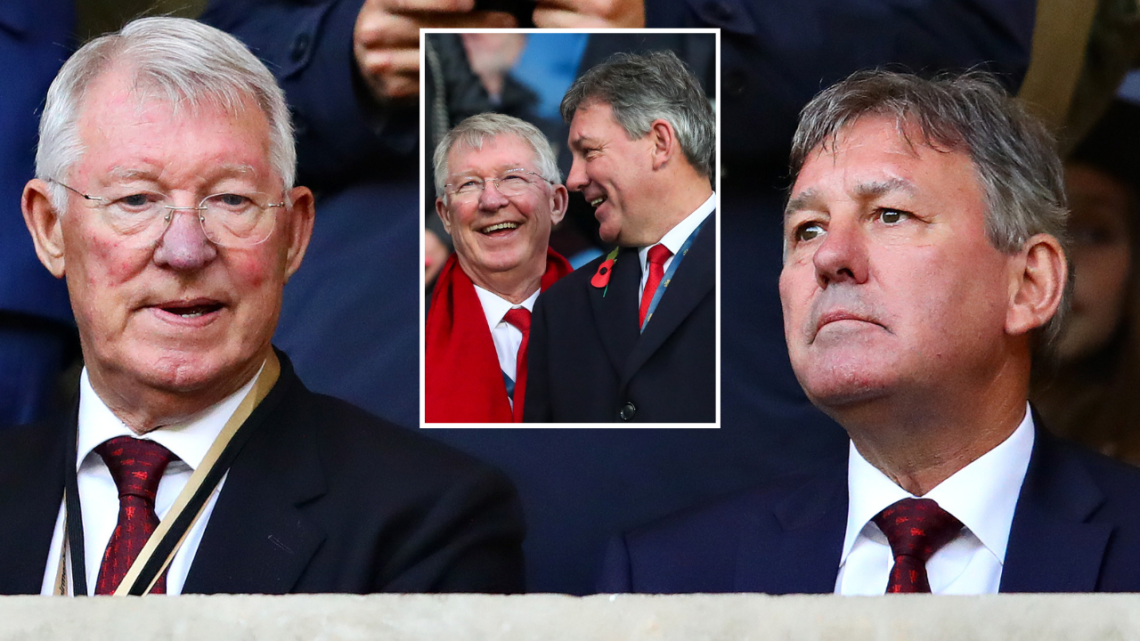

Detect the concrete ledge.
[{"left": 1, "top": 593, "right": 1138, "bottom": 639}]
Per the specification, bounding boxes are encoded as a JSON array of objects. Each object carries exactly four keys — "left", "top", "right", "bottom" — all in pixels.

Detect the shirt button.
[{"left": 619, "top": 402, "right": 636, "bottom": 421}]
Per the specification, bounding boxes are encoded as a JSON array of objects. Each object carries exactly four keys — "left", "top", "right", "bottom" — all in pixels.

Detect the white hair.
[
  {"left": 37, "top": 16, "right": 295, "bottom": 209},
  {"left": 433, "top": 112, "right": 562, "bottom": 200}
]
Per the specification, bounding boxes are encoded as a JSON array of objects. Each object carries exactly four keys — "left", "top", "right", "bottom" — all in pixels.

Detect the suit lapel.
[
  {"left": 735, "top": 465, "right": 847, "bottom": 594},
  {"left": 0, "top": 417, "right": 69, "bottom": 594},
  {"left": 1000, "top": 426, "right": 1111, "bottom": 592},
  {"left": 588, "top": 246, "right": 642, "bottom": 375},
  {"left": 183, "top": 360, "right": 327, "bottom": 594},
  {"left": 622, "top": 214, "right": 715, "bottom": 385}
]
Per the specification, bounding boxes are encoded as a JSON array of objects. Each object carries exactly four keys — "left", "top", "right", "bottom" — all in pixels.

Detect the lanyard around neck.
[{"left": 56, "top": 353, "right": 281, "bottom": 596}]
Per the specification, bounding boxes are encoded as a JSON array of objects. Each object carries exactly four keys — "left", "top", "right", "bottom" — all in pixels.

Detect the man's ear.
[
  {"left": 283, "top": 186, "right": 316, "bottom": 281},
  {"left": 1006, "top": 233, "right": 1067, "bottom": 336},
  {"left": 648, "top": 118, "right": 678, "bottom": 171},
  {"left": 435, "top": 197, "right": 453, "bottom": 234},
  {"left": 22, "top": 179, "right": 66, "bottom": 278},
  {"left": 548, "top": 184, "right": 568, "bottom": 227}
]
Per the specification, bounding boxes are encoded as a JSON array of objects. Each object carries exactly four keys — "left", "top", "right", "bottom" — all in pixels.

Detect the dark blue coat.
[
  {"left": 0, "top": 1, "right": 74, "bottom": 324},
  {"left": 599, "top": 428, "right": 1140, "bottom": 593}
]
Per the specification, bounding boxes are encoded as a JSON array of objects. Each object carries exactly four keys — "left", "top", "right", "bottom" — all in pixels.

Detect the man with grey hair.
[
  {"left": 599, "top": 70, "right": 1140, "bottom": 594},
  {"left": 426, "top": 113, "right": 571, "bottom": 423},
  {"left": 0, "top": 17, "right": 523, "bottom": 596},
  {"left": 524, "top": 50, "right": 716, "bottom": 423}
]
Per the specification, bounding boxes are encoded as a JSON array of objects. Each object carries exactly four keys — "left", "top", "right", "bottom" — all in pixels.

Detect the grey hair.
[
  {"left": 560, "top": 50, "right": 714, "bottom": 177},
  {"left": 789, "top": 69, "right": 1071, "bottom": 355},
  {"left": 432, "top": 112, "right": 562, "bottom": 199},
  {"left": 37, "top": 16, "right": 295, "bottom": 210}
]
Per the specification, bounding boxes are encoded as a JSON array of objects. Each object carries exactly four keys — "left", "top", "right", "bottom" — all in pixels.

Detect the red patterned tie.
[
  {"left": 639, "top": 244, "right": 673, "bottom": 328},
  {"left": 503, "top": 307, "right": 531, "bottom": 423},
  {"left": 94, "top": 436, "right": 177, "bottom": 595},
  {"left": 872, "top": 498, "right": 964, "bottom": 593}
]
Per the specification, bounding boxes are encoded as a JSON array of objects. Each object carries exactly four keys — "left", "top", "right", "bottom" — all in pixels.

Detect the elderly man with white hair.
[
  {"left": 0, "top": 16, "right": 523, "bottom": 596},
  {"left": 426, "top": 113, "right": 571, "bottom": 424}
]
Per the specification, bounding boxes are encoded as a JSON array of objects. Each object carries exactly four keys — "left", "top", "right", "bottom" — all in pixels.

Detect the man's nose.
[
  {"left": 478, "top": 180, "right": 510, "bottom": 209},
  {"left": 812, "top": 217, "right": 869, "bottom": 287},
  {"left": 152, "top": 208, "right": 218, "bottom": 270},
  {"left": 566, "top": 158, "right": 587, "bottom": 192}
]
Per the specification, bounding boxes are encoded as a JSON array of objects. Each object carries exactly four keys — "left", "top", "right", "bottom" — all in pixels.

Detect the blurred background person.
[
  {"left": 1033, "top": 98, "right": 1140, "bottom": 465},
  {"left": 0, "top": 0, "right": 78, "bottom": 427}
]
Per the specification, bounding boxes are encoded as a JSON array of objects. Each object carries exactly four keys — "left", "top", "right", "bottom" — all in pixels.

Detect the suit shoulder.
[
  {"left": 0, "top": 421, "right": 61, "bottom": 481},
  {"left": 1052, "top": 437, "right": 1140, "bottom": 510},
  {"left": 291, "top": 389, "right": 515, "bottom": 488},
  {"left": 625, "top": 475, "right": 810, "bottom": 546}
]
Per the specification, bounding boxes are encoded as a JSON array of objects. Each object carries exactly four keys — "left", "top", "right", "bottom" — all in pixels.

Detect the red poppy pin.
[{"left": 591, "top": 248, "right": 621, "bottom": 295}]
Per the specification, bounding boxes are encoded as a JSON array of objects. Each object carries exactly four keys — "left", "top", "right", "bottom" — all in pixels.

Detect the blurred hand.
[
  {"left": 425, "top": 229, "right": 450, "bottom": 287},
  {"left": 533, "top": 0, "right": 644, "bottom": 27},
  {"left": 354, "top": 0, "right": 518, "bottom": 104}
]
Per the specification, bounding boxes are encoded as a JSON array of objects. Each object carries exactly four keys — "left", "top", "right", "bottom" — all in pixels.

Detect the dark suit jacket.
[
  {"left": 525, "top": 215, "right": 716, "bottom": 423},
  {"left": 599, "top": 428, "right": 1140, "bottom": 593},
  {"left": 0, "top": 351, "right": 525, "bottom": 594}
]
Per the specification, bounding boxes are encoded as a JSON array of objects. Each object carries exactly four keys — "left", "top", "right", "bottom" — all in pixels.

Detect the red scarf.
[{"left": 425, "top": 249, "right": 572, "bottom": 423}]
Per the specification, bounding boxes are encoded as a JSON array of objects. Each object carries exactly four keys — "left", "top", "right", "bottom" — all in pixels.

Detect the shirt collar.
[
  {"left": 638, "top": 192, "right": 716, "bottom": 265},
  {"left": 841, "top": 404, "right": 1035, "bottom": 565},
  {"left": 474, "top": 285, "right": 540, "bottom": 333},
  {"left": 76, "top": 362, "right": 264, "bottom": 471}
]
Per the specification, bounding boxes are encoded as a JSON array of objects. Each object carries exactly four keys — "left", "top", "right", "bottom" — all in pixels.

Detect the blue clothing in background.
[
  {"left": 512, "top": 33, "right": 588, "bottom": 121},
  {"left": 0, "top": 0, "right": 77, "bottom": 426}
]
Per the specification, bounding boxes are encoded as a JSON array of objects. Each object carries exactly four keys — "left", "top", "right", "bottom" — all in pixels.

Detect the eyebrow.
[
  {"left": 568, "top": 134, "right": 597, "bottom": 150},
  {"left": 784, "top": 178, "right": 916, "bottom": 220}
]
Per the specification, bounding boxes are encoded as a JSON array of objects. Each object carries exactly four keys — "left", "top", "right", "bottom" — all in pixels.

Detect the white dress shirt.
[
  {"left": 40, "top": 365, "right": 262, "bottom": 595},
  {"left": 835, "top": 404, "right": 1035, "bottom": 595},
  {"left": 474, "top": 285, "right": 539, "bottom": 390},
  {"left": 637, "top": 192, "right": 716, "bottom": 300}
]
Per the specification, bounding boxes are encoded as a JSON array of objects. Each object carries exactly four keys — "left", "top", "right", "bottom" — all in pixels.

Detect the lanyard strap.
[
  {"left": 56, "top": 352, "right": 281, "bottom": 596},
  {"left": 641, "top": 218, "right": 707, "bottom": 332}
]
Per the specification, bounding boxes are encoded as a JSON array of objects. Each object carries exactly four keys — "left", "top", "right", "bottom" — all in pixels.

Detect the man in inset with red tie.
[
  {"left": 599, "top": 70, "right": 1140, "bottom": 594},
  {"left": 426, "top": 113, "right": 572, "bottom": 423},
  {"left": 0, "top": 16, "right": 523, "bottom": 596},
  {"left": 524, "top": 50, "right": 717, "bottom": 423}
]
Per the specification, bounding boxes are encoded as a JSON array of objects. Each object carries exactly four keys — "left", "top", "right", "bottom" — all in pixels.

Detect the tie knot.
[
  {"left": 95, "top": 436, "right": 177, "bottom": 503},
  {"left": 872, "top": 498, "right": 963, "bottom": 563},
  {"left": 647, "top": 244, "right": 672, "bottom": 266},
  {"left": 503, "top": 307, "right": 531, "bottom": 333}
]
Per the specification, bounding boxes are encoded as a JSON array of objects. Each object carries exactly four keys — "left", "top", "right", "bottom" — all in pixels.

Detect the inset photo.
[{"left": 421, "top": 30, "right": 719, "bottom": 427}]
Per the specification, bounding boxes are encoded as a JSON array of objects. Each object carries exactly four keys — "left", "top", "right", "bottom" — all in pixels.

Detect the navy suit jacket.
[
  {"left": 0, "top": 0, "right": 73, "bottom": 324},
  {"left": 0, "top": 352, "right": 524, "bottom": 594},
  {"left": 525, "top": 214, "right": 715, "bottom": 423},
  {"left": 599, "top": 428, "right": 1140, "bottom": 593}
]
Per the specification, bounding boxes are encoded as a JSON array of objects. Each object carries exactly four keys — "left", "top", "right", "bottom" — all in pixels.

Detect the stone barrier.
[{"left": 0, "top": 593, "right": 1138, "bottom": 640}]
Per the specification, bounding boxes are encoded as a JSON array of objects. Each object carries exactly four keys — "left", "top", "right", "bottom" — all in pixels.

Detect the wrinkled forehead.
[
  {"left": 72, "top": 68, "right": 274, "bottom": 181},
  {"left": 789, "top": 115, "right": 972, "bottom": 194},
  {"left": 448, "top": 134, "right": 540, "bottom": 175}
]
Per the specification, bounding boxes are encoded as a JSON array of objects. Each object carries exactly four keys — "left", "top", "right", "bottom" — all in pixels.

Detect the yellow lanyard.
[{"left": 55, "top": 353, "right": 280, "bottom": 596}]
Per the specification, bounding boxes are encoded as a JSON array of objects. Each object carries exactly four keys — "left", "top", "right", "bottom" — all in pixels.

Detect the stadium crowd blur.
[{"left": 3, "top": 0, "right": 1140, "bottom": 594}]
